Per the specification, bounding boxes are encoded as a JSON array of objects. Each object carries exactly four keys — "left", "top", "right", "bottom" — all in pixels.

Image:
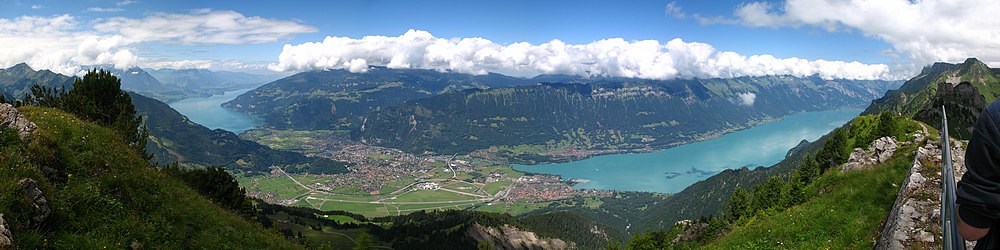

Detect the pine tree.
[{"left": 353, "top": 231, "right": 374, "bottom": 250}]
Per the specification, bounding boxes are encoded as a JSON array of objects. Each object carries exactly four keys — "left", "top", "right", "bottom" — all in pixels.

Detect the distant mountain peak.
[
  {"left": 7, "top": 63, "right": 33, "bottom": 73},
  {"left": 959, "top": 57, "right": 989, "bottom": 72},
  {"left": 963, "top": 57, "right": 986, "bottom": 66}
]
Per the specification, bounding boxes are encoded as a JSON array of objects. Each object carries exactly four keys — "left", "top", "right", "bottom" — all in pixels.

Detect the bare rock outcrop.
[
  {"left": 0, "top": 103, "right": 36, "bottom": 140},
  {"left": 466, "top": 223, "right": 573, "bottom": 250},
  {"left": 0, "top": 214, "right": 12, "bottom": 249},
  {"left": 843, "top": 136, "right": 899, "bottom": 172},
  {"left": 875, "top": 136, "right": 975, "bottom": 249},
  {"left": 670, "top": 220, "right": 709, "bottom": 244},
  {"left": 18, "top": 178, "right": 50, "bottom": 227}
]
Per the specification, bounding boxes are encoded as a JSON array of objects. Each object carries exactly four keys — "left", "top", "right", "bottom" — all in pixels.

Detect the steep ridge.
[
  {"left": 864, "top": 58, "right": 998, "bottom": 139},
  {"left": 0, "top": 63, "right": 75, "bottom": 100},
  {"left": 0, "top": 105, "right": 299, "bottom": 248}
]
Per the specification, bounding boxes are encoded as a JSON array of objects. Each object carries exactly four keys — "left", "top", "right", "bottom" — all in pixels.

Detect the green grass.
[
  {"left": 395, "top": 203, "right": 478, "bottom": 212},
  {"left": 706, "top": 145, "right": 915, "bottom": 249},
  {"left": 308, "top": 193, "right": 376, "bottom": 202},
  {"left": 1, "top": 107, "right": 299, "bottom": 249},
  {"left": 482, "top": 181, "right": 511, "bottom": 195},
  {"left": 366, "top": 153, "right": 396, "bottom": 161},
  {"left": 475, "top": 201, "right": 553, "bottom": 216},
  {"left": 392, "top": 189, "right": 476, "bottom": 202},
  {"left": 239, "top": 129, "right": 346, "bottom": 153},
  {"left": 318, "top": 201, "right": 390, "bottom": 218},
  {"left": 247, "top": 176, "right": 311, "bottom": 200}
]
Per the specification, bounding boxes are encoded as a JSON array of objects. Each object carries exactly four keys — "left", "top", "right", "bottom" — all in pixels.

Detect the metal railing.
[{"left": 941, "top": 106, "right": 966, "bottom": 250}]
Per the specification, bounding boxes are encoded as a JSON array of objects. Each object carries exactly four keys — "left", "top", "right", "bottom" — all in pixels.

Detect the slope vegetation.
[{"left": 0, "top": 106, "right": 298, "bottom": 248}]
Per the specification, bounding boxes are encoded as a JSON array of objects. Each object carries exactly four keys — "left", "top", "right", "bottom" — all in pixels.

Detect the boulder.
[
  {"left": 0, "top": 214, "right": 12, "bottom": 249},
  {"left": 18, "top": 178, "right": 50, "bottom": 227},
  {"left": 871, "top": 137, "right": 898, "bottom": 163},
  {"left": 0, "top": 103, "right": 36, "bottom": 140}
]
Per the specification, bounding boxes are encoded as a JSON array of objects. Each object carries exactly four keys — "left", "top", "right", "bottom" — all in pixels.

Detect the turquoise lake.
[
  {"left": 514, "top": 109, "right": 862, "bottom": 194},
  {"left": 168, "top": 88, "right": 263, "bottom": 134}
]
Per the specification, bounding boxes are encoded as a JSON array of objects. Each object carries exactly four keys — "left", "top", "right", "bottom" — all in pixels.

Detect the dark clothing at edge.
[{"left": 958, "top": 100, "right": 1000, "bottom": 249}]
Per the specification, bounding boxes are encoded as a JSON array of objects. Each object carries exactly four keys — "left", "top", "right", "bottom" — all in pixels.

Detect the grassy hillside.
[
  {"left": 0, "top": 106, "right": 299, "bottom": 248},
  {"left": 707, "top": 144, "right": 914, "bottom": 248},
  {"left": 617, "top": 114, "right": 923, "bottom": 249}
]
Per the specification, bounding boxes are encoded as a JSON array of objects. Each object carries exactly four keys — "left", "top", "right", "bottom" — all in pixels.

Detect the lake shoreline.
[{"left": 512, "top": 108, "right": 864, "bottom": 193}]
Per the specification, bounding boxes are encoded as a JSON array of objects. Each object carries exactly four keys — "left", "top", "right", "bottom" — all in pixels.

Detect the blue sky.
[{"left": 0, "top": 0, "right": 995, "bottom": 79}]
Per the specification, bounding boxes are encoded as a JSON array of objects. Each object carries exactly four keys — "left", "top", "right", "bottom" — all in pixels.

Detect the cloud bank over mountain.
[
  {"left": 672, "top": 0, "right": 1000, "bottom": 75},
  {"left": 0, "top": 10, "right": 315, "bottom": 75},
  {"left": 270, "top": 29, "right": 891, "bottom": 80}
]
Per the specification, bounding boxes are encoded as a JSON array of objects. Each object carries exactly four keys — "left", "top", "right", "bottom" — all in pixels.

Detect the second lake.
[{"left": 168, "top": 88, "right": 263, "bottom": 134}]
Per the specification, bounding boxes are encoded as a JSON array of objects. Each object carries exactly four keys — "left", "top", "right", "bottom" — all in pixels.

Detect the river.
[
  {"left": 168, "top": 88, "right": 263, "bottom": 134},
  {"left": 513, "top": 109, "right": 862, "bottom": 193}
]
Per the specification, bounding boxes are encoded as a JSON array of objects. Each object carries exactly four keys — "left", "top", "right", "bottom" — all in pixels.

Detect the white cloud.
[
  {"left": 116, "top": 0, "right": 136, "bottom": 6},
  {"left": 737, "top": 92, "right": 756, "bottom": 106},
  {"left": 0, "top": 14, "right": 139, "bottom": 75},
  {"left": 94, "top": 9, "right": 317, "bottom": 45},
  {"left": 143, "top": 59, "right": 214, "bottom": 69},
  {"left": 0, "top": 10, "right": 314, "bottom": 75},
  {"left": 31, "top": 4, "right": 41, "bottom": 9},
  {"left": 727, "top": 0, "right": 1000, "bottom": 68},
  {"left": 85, "top": 7, "right": 124, "bottom": 12},
  {"left": 271, "top": 29, "right": 890, "bottom": 80}
]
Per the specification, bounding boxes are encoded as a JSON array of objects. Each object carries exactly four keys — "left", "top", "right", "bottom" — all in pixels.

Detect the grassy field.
[
  {"left": 242, "top": 176, "right": 310, "bottom": 200},
  {"left": 475, "top": 201, "right": 553, "bottom": 216},
  {"left": 366, "top": 153, "right": 396, "bottom": 161},
  {"left": 707, "top": 146, "right": 915, "bottom": 249},
  {"left": 392, "top": 189, "right": 477, "bottom": 202},
  {"left": 317, "top": 200, "right": 391, "bottom": 218},
  {"left": 240, "top": 129, "right": 348, "bottom": 153},
  {"left": 396, "top": 203, "right": 478, "bottom": 212}
]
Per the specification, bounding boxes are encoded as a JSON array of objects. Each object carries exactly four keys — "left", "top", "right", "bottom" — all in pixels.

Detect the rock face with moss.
[{"left": 0, "top": 103, "right": 36, "bottom": 139}]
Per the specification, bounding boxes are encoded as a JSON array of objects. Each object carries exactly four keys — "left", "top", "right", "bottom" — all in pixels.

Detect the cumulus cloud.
[
  {"left": 737, "top": 92, "right": 756, "bottom": 106},
  {"left": 0, "top": 10, "right": 315, "bottom": 75},
  {"left": 31, "top": 4, "right": 41, "bottom": 9},
  {"left": 725, "top": 0, "right": 1000, "bottom": 68},
  {"left": 0, "top": 14, "right": 138, "bottom": 75},
  {"left": 94, "top": 9, "right": 317, "bottom": 45},
  {"left": 271, "top": 29, "right": 890, "bottom": 80}
]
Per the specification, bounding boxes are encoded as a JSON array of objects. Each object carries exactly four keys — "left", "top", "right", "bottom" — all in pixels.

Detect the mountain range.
[
  {"left": 224, "top": 68, "right": 901, "bottom": 161},
  {"left": 864, "top": 57, "right": 998, "bottom": 138}
]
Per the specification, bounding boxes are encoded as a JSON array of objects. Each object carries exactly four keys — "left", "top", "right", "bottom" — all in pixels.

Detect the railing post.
[{"left": 941, "top": 106, "right": 966, "bottom": 249}]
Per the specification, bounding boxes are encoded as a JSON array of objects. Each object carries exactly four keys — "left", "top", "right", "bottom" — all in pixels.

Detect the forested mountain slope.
[
  {"left": 223, "top": 67, "right": 534, "bottom": 130},
  {"left": 359, "top": 76, "right": 900, "bottom": 157}
]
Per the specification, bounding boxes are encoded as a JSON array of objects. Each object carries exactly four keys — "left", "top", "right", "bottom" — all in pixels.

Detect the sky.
[{"left": 1, "top": 0, "right": 997, "bottom": 80}]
